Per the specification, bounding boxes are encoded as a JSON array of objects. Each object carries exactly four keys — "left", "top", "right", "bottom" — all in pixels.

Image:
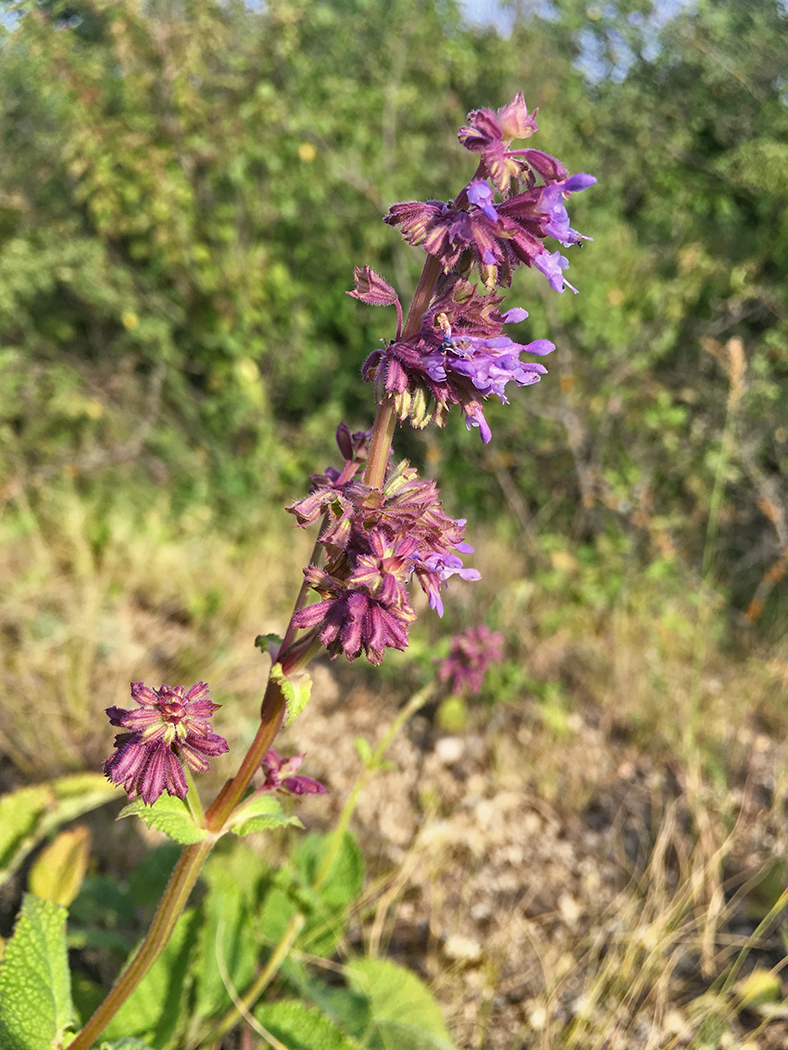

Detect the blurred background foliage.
[{"left": 0, "top": 0, "right": 786, "bottom": 771}]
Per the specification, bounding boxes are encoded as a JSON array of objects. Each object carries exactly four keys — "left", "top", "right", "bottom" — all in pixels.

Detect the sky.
[{"left": 457, "top": 0, "right": 518, "bottom": 34}]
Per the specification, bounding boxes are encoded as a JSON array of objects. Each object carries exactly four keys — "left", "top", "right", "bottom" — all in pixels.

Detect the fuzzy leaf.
[
  {"left": 191, "top": 854, "right": 259, "bottom": 1022},
  {"left": 117, "top": 795, "right": 208, "bottom": 845},
  {"left": 270, "top": 663, "right": 312, "bottom": 725},
  {"left": 282, "top": 957, "right": 372, "bottom": 1041},
  {"left": 0, "top": 774, "right": 117, "bottom": 889},
  {"left": 260, "top": 833, "right": 364, "bottom": 958},
  {"left": 254, "top": 1000, "right": 362, "bottom": 1050},
  {"left": 0, "top": 894, "right": 76, "bottom": 1050},
  {"left": 346, "top": 958, "right": 453, "bottom": 1050},
  {"left": 225, "top": 792, "right": 303, "bottom": 837},
  {"left": 28, "top": 826, "right": 91, "bottom": 907}
]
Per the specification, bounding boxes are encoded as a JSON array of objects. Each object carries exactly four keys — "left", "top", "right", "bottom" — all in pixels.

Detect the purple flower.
[
  {"left": 466, "top": 179, "right": 499, "bottom": 222},
  {"left": 261, "top": 749, "right": 327, "bottom": 797},
  {"left": 438, "top": 625, "right": 504, "bottom": 696},
  {"left": 346, "top": 265, "right": 403, "bottom": 338},
  {"left": 289, "top": 461, "right": 479, "bottom": 663},
  {"left": 291, "top": 530, "right": 418, "bottom": 665},
  {"left": 539, "top": 175, "right": 596, "bottom": 246},
  {"left": 363, "top": 294, "right": 554, "bottom": 443},
  {"left": 414, "top": 552, "right": 481, "bottom": 618},
  {"left": 292, "top": 575, "right": 416, "bottom": 666},
  {"left": 104, "top": 681, "right": 229, "bottom": 805},
  {"left": 384, "top": 199, "right": 504, "bottom": 285},
  {"left": 533, "top": 249, "right": 578, "bottom": 294}
]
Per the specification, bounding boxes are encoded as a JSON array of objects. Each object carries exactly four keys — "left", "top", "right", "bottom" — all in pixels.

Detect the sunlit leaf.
[{"left": 0, "top": 895, "right": 75, "bottom": 1050}]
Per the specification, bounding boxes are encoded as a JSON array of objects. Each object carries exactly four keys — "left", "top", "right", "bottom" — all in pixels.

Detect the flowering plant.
[{"left": 47, "top": 92, "right": 593, "bottom": 1050}]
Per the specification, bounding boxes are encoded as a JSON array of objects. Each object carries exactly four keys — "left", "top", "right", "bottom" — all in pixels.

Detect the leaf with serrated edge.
[
  {"left": 0, "top": 894, "right": 76, "bottom": 1050},
  {"left": 226, "top": 792, "right": 303, "bottom": 837},
  {"left": 117, "top": 795, "right": 208, "bottom": 845},
  {"left": 269, "top": 663, "right": 312, "bottom": 725},
  {"left": 346, "top": 958, "right": 452, "bottom": 1048}
]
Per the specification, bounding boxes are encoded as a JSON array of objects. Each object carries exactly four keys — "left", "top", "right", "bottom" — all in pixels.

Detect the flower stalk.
[{"left": 68, "top": 90, "right": 594, "bottom": 1048}]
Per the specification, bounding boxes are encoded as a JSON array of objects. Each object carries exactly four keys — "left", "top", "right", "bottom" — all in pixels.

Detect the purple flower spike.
[
  {"left": 438, "top": 625, "right": 504, "bottom": 696},
  {"left": 261, "top": 749, "right": 327, "bottom": 797},
  {"left": 104, "top": 681, "right": 229, "bottom": 805}
]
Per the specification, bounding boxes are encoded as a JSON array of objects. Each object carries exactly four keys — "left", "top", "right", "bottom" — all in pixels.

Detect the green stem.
[
  {"left": 201, "top": 913, "right": 307, "bottom": 1046},
  {"left": 65, "top": 838, "right": 214, "bottom": 1050}
]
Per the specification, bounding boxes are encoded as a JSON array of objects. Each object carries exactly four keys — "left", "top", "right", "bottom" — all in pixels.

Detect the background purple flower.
[{"left": 438, "top": 626, "right": 504, "bottom": 697}]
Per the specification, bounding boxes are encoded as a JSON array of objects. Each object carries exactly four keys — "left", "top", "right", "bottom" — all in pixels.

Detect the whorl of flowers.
[
  {"left": 287, "top": 429, "right": 479, "bottom": 665},
  {"left": 104, "top": 681, "right": 229, "bottom": 805}
]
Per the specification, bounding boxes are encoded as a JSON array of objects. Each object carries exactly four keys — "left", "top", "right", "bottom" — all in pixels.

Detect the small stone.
[
  {"left": 444, "top": 933, "right": 482, "bottom": 962},
  {"left": 435, "top": 736, "right": 465, "bottom": 765}
]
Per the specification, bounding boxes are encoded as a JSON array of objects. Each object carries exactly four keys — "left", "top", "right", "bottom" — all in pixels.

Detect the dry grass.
[{"left": 0, "top": 482, "right": 311, "bottom": 779}]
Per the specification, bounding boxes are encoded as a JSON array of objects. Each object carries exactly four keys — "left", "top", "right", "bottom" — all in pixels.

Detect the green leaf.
[
  {"left": 254, "top": 1000, "right": 363, "bottom": 1050},
  {"left": 28, "top": 826, "right": 91, "bottom": 907},
  {"left": 0, "top": 894, "right": 76, "bottom": 1050},
  {"left": 100, "top": 1040, "right": 157, "bottom": 1050},
  {"left": 282, "top": 958, "right": 372, "bottom": 1041},
  {"left": 117, "top": 794, "right": 208, "bottom": 845},
  {"left": 353, "top": 737, "right": 374, "bottom": 767},
  {"left": 260, "top": 833, "right": 364, "bottom": 958},
  {"left": 191, "top": 853, "right": 260, "bottom": 1022},
  {"left": 270, "top": 663, "right": 313, "bottom": 725},
  {"left": 296, "top": 832, "right": 364, "bottom": 912},
  {"left": 225, "top": 791, "right": 303, "bottom": 837},
  {"left": 346, "top": 959, "right": 452, "bottom": 1050},
  {"left": 102, "top": 909, "right": 200, "bottom": 1046},
  {"left": 0, "top": 774, "right": 117, "bottom": 889},
  {"left": 254, "top": 632, "right": 283, "bottom": 654}
]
